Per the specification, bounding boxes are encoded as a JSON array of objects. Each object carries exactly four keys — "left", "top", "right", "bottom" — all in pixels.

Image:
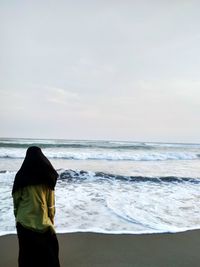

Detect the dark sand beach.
[{"left": 0, "top": 230, "right": 200, "bottom": 267}]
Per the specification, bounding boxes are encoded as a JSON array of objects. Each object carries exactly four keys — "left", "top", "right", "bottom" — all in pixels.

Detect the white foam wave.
[
  {"left": 0, "top": 148, "right": 25, "bottom": 159},
  {"left": 0, "top": 171, "right": 15, "bottom": 182},
  {"left": 0, "top": 148, "right": 198, "bottom": 161},
  {"left": 1, "top": 173, "right": 200, "bottom": 236},
  {"left": 1, "top": 155, "right": 200, "bottom": 237}
]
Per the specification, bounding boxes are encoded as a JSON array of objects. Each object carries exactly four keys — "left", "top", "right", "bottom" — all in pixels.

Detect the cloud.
[{"left": 44, "top": 86, "right": 79, "bottom": 105}]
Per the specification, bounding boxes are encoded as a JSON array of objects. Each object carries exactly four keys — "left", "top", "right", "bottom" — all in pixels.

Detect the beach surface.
[{"left": 0, "top": 230, "right": 200, "bottom": 267}]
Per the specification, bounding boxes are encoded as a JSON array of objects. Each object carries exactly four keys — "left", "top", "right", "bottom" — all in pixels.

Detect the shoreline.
[
  {"left": 1, "top": 230, "right": 200, "bottom": 267},
  {"left": 0, "top": 227, "right": 198, "bottom": 236}
]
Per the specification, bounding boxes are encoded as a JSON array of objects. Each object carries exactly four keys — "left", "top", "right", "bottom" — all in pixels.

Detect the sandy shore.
[{"left": 0, "top": 230, "right": 200, "bottom": 267}]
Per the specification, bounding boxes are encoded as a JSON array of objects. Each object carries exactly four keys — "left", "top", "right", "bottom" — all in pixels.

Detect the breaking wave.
[
  {"left": 59, "top": 170, "right": 200, "bottom": 184},
  {"left": 0, "top": 150, "right": 199, "bottom": 161}
]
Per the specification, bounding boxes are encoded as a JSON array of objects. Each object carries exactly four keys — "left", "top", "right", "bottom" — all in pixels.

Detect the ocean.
[{"left": 1, "top": 137, "right": 200, "bottom": 236}]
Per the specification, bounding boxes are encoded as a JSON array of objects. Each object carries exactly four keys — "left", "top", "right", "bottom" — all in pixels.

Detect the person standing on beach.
[{"left": 12, "top": 146, "right": 60, "bottom": 267}]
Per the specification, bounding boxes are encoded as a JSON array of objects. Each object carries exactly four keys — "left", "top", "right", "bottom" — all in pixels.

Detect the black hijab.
[{"left": 12, "top": 146, "right": 58, "bottom": 194}]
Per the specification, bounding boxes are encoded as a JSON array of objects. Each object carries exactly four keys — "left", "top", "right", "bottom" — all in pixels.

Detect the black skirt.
[{"left": 16, "top": 223, "right": 60, "bottom": 267}]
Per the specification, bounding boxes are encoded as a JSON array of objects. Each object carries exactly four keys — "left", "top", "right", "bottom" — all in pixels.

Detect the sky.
[{"left": 1, "top": 0, "right": 200, "bottom": 143}]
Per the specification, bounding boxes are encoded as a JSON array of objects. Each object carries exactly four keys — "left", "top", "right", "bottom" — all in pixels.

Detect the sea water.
[{"left": 0, "top": 138, "right": 200, "bottom": 235}]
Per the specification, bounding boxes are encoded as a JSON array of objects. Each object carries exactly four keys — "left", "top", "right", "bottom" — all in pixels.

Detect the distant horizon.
[{"left": 1, "top": 136, "right": 200, "bottom": 145}]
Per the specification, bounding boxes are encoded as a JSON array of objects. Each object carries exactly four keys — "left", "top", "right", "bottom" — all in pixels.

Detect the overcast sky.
[{"left": 1, "top": 0, "right": 200, "bottom": 142}]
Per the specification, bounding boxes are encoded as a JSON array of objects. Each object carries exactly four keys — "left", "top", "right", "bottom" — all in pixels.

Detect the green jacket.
[{"left": 13, "top": 184, "right": 56, "bottom": 233}]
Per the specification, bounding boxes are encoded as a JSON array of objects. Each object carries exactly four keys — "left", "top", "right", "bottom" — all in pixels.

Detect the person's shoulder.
[
  {"left": 26, "top": 184, "right": 48, "bottom": 193},
  {"left": 25, "top": 185, "right": 54, "bottom": 197}
]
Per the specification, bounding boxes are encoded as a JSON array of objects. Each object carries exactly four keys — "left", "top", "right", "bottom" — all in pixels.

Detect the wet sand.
[{"left": 1, "top": 230, "right": 200, "bottom": 267}]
